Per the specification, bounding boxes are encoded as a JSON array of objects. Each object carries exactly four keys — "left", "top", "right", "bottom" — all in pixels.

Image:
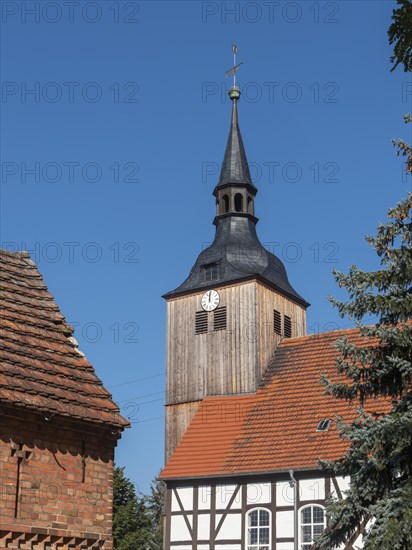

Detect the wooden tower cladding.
[{"left": 165, "top": 280, "right": 306, "bottom": 460}]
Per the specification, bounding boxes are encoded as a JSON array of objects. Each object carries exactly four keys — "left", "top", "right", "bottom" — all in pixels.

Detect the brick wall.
[{"left": 0, "top": 405, "right": 119, "bottom": 549}]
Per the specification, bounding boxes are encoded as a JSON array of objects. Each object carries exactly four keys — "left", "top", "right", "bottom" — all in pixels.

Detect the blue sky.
[{"left": 1, "top": 0, "right": 411, "bottom": 493}]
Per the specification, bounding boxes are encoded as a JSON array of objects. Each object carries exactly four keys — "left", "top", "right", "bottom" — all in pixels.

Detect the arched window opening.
[
  {"left": 222, "top": 194, "right": 229, "bottom": 213},
  {"left": 234, "top": 193, "right": 243, "bottom": 213},
  {"left": 246, "top": 508, "right": 271, "bottom": 550},
  {"left": 299, "top": 505, "right": 326, "bottom": 549},
  {"left": 247, "top": 196, "right": 254, "bottom": 215}
]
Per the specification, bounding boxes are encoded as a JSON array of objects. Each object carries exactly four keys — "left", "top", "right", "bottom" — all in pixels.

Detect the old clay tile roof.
[
  {"left": 161, "top": 328, "right": 387, "bottom": 480},
  {"left": 0, "top": 249, "right": 129, "bottom": 429}
]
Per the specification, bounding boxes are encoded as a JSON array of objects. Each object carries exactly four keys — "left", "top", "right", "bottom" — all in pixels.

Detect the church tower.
[{"left": 163, "top": 83, "right": 309, "bottom": 461}]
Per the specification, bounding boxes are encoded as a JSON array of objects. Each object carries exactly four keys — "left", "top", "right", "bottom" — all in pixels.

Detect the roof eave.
[
  {"left": 159, "top": 464, "right": 326, "bottom": 482},
  {"left": 163, "top": 273, "right": 310, "bottom": 308}
]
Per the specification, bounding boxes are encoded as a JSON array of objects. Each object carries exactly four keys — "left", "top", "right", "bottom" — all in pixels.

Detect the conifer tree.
[
  {"left": 145, "top": 478, "right": 165, "bottom": 549},
  {"left": 113, "top": 466, "right": 152, "bottom": 549},
  {"left": 313, "top": 188, "right": 412, "bottom": 549},
  {"left": 388, "top": 0, "right": 412, "bottom": 72},
  {"left": 313, "top": 4, "right": 412, "bottom": 547},
  {"left": 113, "top": 466, "right": 164, "bottom": 549}
]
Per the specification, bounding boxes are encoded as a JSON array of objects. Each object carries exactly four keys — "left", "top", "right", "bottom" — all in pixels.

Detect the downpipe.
[{"left": 289, "top": 469, "right": 298, "bottom": 550}]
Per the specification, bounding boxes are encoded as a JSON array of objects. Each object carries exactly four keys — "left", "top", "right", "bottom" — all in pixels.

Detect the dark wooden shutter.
[
  {"left": 213, "top": 307, "right": 227, "bottom": 331},
  {"left": 273, "top": 309, "right": 281, "bottom": 335},
  {"left": 284, "top": 315, "right": 292, "bottom": 338},
  {"left": 195, "top": 311, "right": 208, "bottom": 334}
]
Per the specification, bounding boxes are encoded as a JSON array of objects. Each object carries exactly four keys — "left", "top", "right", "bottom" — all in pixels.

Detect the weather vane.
[{"left": 226, "top": 44, "right": 243, "bottom": 87}]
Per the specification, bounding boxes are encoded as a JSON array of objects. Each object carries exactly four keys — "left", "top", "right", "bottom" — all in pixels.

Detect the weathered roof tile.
[
  {"left": 161, "top": 328, "right": 387, "bottom": 479},
  {"left": 0, "top": 250, "right": 129, "bottom": 429}
]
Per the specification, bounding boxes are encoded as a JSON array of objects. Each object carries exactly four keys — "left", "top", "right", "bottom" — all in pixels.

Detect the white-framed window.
[
  {"left": 246, "top": 507, "right": 271, "bottom": 550},
  {"left": 299, "top": 504, "right": 326, "bottom": 549}
]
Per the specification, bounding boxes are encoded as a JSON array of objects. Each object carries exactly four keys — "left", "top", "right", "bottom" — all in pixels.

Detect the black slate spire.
[
  {"left": 163, "top": 85, "right": 309, "bottom": 308},
  {"left": 212, "top": 86, "right": 258, "bottom": 225},
  {"left": 215, "top": 87, "right": 256, "bottom": 190}
]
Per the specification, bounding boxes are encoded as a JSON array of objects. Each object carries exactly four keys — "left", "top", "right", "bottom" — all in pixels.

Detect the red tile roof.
[
  {"left": 161, "top": 328, "right": 387, "bottom": 479},
  {"left": 0, "top": 250, "right": 129, "bottom": 428}
]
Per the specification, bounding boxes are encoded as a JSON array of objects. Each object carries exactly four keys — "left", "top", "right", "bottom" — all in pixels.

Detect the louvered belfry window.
[
  {"left": 213, "top": 307, "right": 227, "bottom": 331},
  {"left": 273, "top": 309, "right": 281, "bottom": 335},
  {"left": 195, "top": 311, "right": 208, "bottom": 334},
  {"left": 284, "top": 315, "right": 292, "bottom": 338}
]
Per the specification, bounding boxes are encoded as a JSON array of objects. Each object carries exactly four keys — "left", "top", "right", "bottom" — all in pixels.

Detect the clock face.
[{"left": 201, "top": 290, "right": 220, "bottom": 311}]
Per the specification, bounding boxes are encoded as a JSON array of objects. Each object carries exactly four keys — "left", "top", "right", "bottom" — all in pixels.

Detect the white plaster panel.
[
  {"left": 300, "top": 478, "right": 325, "bottom": 501},
  {"left": 276, "top": 510, "right": 294, "bottom": 539},
  {"left": 276, "top": 544, "right": 295, "bottom": 550},
  {"left": 176, "top": 486, "right": 193, "bottom": 511},
  {"left": 170, "top": 514, "right": 192, "bottom": 541},
  {"left": 197, "top": 546, "right": 210, "bottom": 550},
  {"left": 170, "top": 547, "right": 191, "bottom": 550},
  {"left": 170, "top": 487, "right": 194, "bottom": 513},
  {"left": 247, "top": 482, "right": 271, "bottom": 505},
  {"left": 197, "top": 514, "right": 210, "bottom": 540},
  {"left": 217, "top": 511, "right": 242, "bottom": 539},
  {"left": 216, "top": 484, "right": 241, "bottom": 508},
  {"left": 215, "top": 546, "right": 241, "bottom": 550},
  {"left": 276, "top": 481, "right": 295, "bottom": 507},
  {"left": 353, "top": 532, "right": 364, "bottom": 547},
  {"left": 198, "top": 485, "right": 212, "bottom": 509},
  {"left": 335, "top": 475, "right": 350, "bottom": 497}
]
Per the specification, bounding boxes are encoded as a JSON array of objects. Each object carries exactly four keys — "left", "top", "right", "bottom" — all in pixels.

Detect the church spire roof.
[
  {"left": 215, "top": 86, "right": 256, "bottom": 191},
  {"left": 163, "top": 54, "right": 309, "bottom": 308}
]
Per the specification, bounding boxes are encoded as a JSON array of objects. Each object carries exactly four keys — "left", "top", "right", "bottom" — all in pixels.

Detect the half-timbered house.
[
  {"left": 160, "top": 84, "right": 382, "bottom": 549},
  {"left": 0, "top": 250, "right": 129, "bottom": 549}
]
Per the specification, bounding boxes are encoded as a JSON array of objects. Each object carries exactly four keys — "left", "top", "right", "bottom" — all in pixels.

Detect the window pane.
[
  {"left": 259, "top": 510, "right": 270, "bottom": 526},
  {"left": 248, "top": 528, "right": 258, "bottom": 544},
  {"left": 301, "top": 508, "right": 312, "bottom": 524},
  {"left": 313, "top": 524, "right": 325, "bottom": 539},
  {"left": 313, "top": 507, "right": 324, "bottom": 524},
  {"left": 259, "top": 527, "right": 270, "bottom": 543},
  {"left": 204, "top": 264, "right": 219, "bottom": 281},
  {"left": 302, "top": 525, "right": 312, "bottom": 542},
  {"left": 248, "top": 509, "right": 271, "bottom": 548},
  {"left": 249, "top": 510, "right": 258, "bottom": 527}
]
